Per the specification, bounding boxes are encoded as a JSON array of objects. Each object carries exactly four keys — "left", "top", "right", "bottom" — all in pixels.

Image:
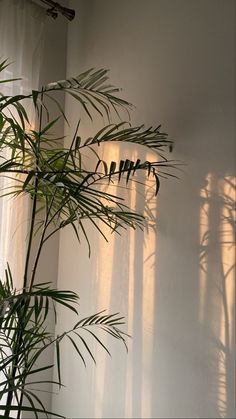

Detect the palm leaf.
[{"left": 42, "top": 68, "right": 132, "bottom": 120}]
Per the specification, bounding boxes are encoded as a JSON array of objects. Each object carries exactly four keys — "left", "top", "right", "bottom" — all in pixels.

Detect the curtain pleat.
[{"left": 0, "top": 0, "right": 46, "bottom": 288}]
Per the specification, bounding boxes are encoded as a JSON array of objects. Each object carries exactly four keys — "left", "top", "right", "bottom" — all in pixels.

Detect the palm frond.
[
  {"left": 81, "top": 122, "right": 173, "bottom": 156},
  {"left": 0, "top": 269, "right": 127, "bottom": 415},
  {"left": 40, "top": 68, "right": 132, "bottom": 121}
]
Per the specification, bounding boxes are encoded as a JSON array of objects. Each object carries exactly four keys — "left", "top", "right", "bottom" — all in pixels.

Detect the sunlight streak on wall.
[
  {"left": 93, "top": 143, "right": 121, "bottom": 418},
  {"left": 219, "top": 176, "right": 235, "bottom": 347},
  {"left": 141, "top": 175, "right": 157, "bottom": 418},
  {"left": 199, "top": 173, "right": 212, "bottom": 324},
  {"left": 124, "top": 181, "right": 136, "bottom": 418},
  {"left": 199, "top": 173, "right": 235, "bottom": 418},
  {"left": 93, "top": 145, "right": 159, "bottom": 418},
  {"left": 217, "top": 176, "right": 235, "bottom": 417}
]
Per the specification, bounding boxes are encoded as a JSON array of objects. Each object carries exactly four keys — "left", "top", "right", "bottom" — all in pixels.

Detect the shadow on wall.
[
  {"left": 90, "top": 144, "right": 235, "bottom": 418},
  {"left": 198, "top": 174, "right": 235, "bottom": 418}
]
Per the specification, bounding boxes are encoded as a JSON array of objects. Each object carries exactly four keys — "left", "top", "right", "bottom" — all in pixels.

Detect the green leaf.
[
  {"left": 32, "top": 90, "right": 39, "bottom": 108},
  {"left": 154, "top": 171, "right": 160, "bottom": 195},
  {"left": 0, "top": 405, "right": 64, "bottom": 418},
  {"left": 109, "top": 161, "right": 116, "bottom": 181},
  {"left": 40, "top": 116, "right": 61, "bottom": 135},
  {"left": 67, "top": 335, "right": 86, "bottom": 367},
  {"left": 23, "top": 171, "right": 35, "bottom": 189},
  {"left": 0, "top": 78, "right": 21, "bottom": 84},
  {"left": 83, "top": 328, "right": 111, "bottom": 357},
  {"left": 73, "top": 332, "right": 96, "bottom": 364},
  {"left": 0, "top": 58, "right": 10, "bottom": 72},
  {"left": 75, "top": 136, "right": 81, "bottom": 148},
  {"left": 56, "top": 337, "right": 61, "bottom": 388}
]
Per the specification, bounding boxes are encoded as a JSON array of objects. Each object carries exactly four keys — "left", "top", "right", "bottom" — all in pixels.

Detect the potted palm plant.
[{"left": 0, "top": 59, "right": 175, "bottom": 418}]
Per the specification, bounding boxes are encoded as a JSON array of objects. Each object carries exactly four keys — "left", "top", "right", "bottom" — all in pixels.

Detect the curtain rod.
[{"left": 37, "top": 0, "right": 75, "bottom": 21}]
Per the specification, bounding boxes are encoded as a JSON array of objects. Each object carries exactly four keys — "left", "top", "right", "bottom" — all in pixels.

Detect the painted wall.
[{"left": 52, "top": 1, "right": 235, "bottom": 418}]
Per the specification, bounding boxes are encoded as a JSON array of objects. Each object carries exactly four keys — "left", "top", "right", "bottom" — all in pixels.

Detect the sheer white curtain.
[{"left": 0, "top": 0, "right": 46, "bottom": 288}]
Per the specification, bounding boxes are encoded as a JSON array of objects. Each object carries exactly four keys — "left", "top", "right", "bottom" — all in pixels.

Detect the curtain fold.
[{"left": 0, "top": 0, "right": 46, "bottom": 288}]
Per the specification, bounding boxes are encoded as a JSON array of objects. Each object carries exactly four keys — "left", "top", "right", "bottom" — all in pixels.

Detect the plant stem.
[
  {"left": 28, "top": 220, "right": 47, "bottom": 292},
  {"left": 4, "top": 316, "right": 25, "bottom": 417},
  {"left": 5, "top": 172, "right": 40, "bottom": 414},
  {"left": 23, "top": 176, "right": 39, "bottom": 290},
  {"left": 4, "top": 94, "right": 44, "bottom": 417},
  {"left": 17, "top": 391, "right": 24, "bottom": 419},
  {"left": 29, "top": 182, "right": 59, "bottom": 291},
  {"left": 23, "top": 92, "right": 43, "bottom": 290}
]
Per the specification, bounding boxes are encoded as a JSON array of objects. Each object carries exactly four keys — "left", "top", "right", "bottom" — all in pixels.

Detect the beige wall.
[{"left": 53, "top": 1, "right": 235, "bottom": 418}]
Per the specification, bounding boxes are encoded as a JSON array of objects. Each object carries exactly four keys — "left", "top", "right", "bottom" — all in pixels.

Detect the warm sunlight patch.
[
  {"left": 93, "top": 145, "right": 158, "bottom": 418},
  {"left": 199, "top": 173, "right": 235, "bottom": 418}
]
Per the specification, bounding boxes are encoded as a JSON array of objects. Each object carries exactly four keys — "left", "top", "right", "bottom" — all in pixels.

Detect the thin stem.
[
  {"left": 23, "top": 93, "right": 43, "bottom": 290},
  {"left": 4, "top": 93, "right": 44, "bottom": 417},
  {"left": 29, "top": 183, "right": 59, "bottom": 291},
  {"left": 43, "top": 225, "right": 61, "bottom": 243},
  {"left": 4, "top": 307, "right": 27, "bottom": 417},
  {"left": 22, "top": 176, "right": 39, "bottom": 290},
  {"left": 28, "top": 215, "right": 48, "bottom": 292},
  {"left": 16, "top": 392, "right": 24, "bottom": 419}
]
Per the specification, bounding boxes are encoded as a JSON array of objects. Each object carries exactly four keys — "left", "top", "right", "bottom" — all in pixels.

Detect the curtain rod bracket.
[{"left": 38, "top": 0, "right": 75, "bottom": 21}]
